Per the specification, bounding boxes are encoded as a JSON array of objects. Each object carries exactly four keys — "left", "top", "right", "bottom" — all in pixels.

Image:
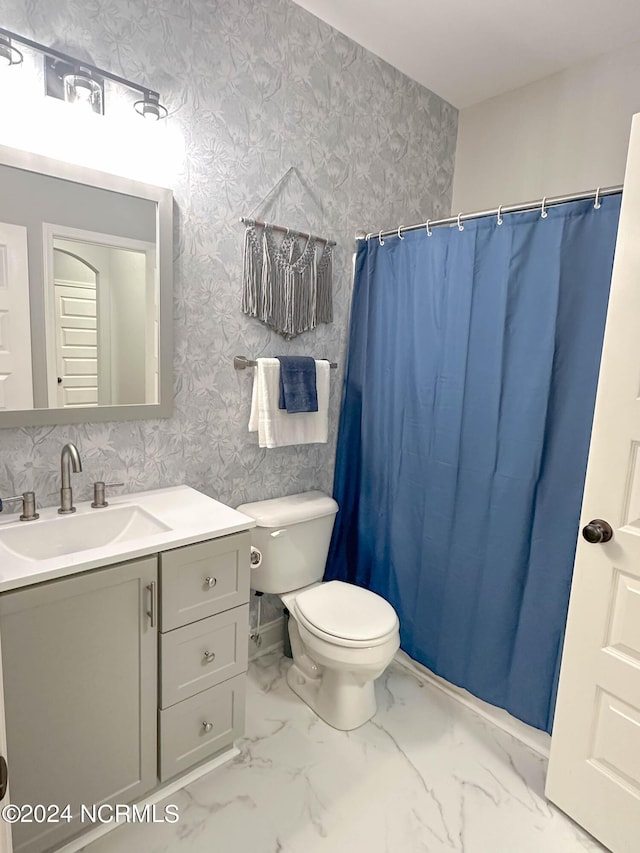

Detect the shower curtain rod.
[{"left": 364, "top": 185, "right": 623, "bottom": 242}]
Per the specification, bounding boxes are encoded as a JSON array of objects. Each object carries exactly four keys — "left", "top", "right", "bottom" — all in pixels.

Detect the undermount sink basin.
[{"left": 0, "top": 505, "right": 171, "bottom": 561}]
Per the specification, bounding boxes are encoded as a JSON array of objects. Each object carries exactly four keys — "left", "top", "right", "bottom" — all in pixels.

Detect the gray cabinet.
[
  {"left": 158, "top": 531, "right": 250, "bottom": 781},
  {"left": 0, "top": 557, "right": 158, "bottom": 853}
]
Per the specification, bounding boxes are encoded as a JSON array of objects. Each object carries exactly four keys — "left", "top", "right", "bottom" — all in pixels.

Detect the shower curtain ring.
[
  {"left": 426, "top": 220, "right": 432, "bottom": 237},
  {"left": 457, "top": 213, "right": 464, "bottom": 231},
  {"left": 594, "top": 187, "right": 602, "bottom": 209},
  {"left": 378, "top": 230, "right": 385, "bottom": 246},
  {"left": 497, "top": 205, "right": 503, "bottom": 225},
  {"left": 397, "top": 226, "right": 405, "bottom": 240},
  {"left": 541, "top": 197, "right": 548, "bottom": 218}
]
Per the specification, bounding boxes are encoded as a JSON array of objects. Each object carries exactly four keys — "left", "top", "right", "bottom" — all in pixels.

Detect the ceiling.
[{"left": 291, "top": 0, "right": 640, "bottom": 108}]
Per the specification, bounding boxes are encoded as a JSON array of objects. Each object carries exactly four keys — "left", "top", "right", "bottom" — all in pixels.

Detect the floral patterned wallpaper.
[{"left": 0, "top": 0, "right": 457, "bottom": 624}]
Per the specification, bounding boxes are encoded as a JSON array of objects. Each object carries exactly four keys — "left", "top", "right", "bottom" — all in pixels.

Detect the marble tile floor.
[{"left": 80, "top": 652, "right": 606, "bottom": 853}]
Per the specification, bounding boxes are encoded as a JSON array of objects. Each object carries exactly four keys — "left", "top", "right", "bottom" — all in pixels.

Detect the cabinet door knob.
[
  {"left": 204, "top": 576, "right": 217, "bottom": 589},
  {"left": 203, "top": 650, "right": 216, "bottom": 663},
  {"left": 202, "top": 721, "right": 213, "bottom": 733}
]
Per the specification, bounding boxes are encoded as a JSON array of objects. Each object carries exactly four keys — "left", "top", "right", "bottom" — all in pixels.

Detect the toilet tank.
[{"left": 236, "top": 491, "right": 339, "bottom": 594}]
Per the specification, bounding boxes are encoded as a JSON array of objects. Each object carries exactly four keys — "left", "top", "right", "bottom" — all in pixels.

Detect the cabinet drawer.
[
  {"left": 159, "top": 675, "right": 245, "bottom": 781},
  {"left": 160, "top": 532, "right": 250, "bottom": 631},
  {"left": 160, "top": 605, "right": 249, "bottom": 708}
]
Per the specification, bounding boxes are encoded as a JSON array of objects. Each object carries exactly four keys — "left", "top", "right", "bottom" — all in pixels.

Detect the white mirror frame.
[{"left": 0, "top": 144, "right": 173, "bottom": 427}]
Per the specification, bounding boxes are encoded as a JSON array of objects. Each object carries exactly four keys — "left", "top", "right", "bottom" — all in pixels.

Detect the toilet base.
[{"left": 286, "top": 661, "right": 377, "bottom": 731}]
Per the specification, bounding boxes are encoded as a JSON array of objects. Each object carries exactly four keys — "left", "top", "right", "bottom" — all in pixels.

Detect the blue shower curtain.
[{"left": 325, "top": 196, "right": 621, "bottom": 732}]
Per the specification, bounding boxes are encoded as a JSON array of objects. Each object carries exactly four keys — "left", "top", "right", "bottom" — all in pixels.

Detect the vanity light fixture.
[
  {"left": 0, "top": 34, "right": 23, "bottom": 66},
  {"left": 0, "top": 26, "right": 168, "bottom": 120},
  {"left": 133, "top": 90, "right": 168, "bottom": 122}
]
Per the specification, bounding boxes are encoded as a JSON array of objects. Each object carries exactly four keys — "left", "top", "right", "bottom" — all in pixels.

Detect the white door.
[
  {"left": 53, "top": 282, "right": 98, "bottom": 407},
  {"left": 0, "top": 223, "right": 33, "bottom": 410},
  {"left": 546, "top": 113, "right": 640, "bottom": 852}
]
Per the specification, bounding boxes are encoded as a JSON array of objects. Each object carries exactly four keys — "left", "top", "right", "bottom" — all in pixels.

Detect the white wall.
[
  {"left": 452, "top": 40, "right": 640, "bottom": 212},
  {"left": 108, "top": 250, "right": 147, "bottom": 405}
]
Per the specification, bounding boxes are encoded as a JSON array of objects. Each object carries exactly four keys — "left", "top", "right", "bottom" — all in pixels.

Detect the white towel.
[{"left": 249, "top": 358, "right": 330, "bottom": 448}]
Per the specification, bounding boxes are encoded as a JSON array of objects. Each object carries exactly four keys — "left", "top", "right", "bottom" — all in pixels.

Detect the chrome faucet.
[{"left": 58, "top": 443, "right": 83, "bottom": 514}]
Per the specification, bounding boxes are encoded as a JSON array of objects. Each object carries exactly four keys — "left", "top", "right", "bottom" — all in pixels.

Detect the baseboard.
[
  {"left": 394, "top": 650, "right": 551, "bottom": 757},
  {"left": 249, "top": 616, "right": 285, "bottom": 660}
]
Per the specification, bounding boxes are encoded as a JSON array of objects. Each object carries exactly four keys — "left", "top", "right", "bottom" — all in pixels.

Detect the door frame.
[{"left": 42, "top": 224, "right": 156, "bottom": 408}]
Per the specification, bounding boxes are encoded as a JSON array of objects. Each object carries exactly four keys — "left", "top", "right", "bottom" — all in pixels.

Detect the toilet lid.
[{"left": 294, "top": 581, "right": 398, "bottom": 642}]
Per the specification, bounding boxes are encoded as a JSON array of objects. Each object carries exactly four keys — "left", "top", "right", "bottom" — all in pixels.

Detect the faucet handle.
[
  {"left": 91, "top": 481, "right": 124, "bottom": 509},
  {"left": 0, "top": 492, "right": 39, "bottom": 521}
]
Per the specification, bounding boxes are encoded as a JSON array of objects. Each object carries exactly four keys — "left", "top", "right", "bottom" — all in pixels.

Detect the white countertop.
[{"left": 0, "top": 485, "right": 255, "bottom": 593}]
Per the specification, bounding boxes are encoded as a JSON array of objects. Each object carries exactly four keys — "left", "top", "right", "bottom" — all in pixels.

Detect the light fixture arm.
[{"left": 0, "top": 26, "right": 162, "bottom": 103}]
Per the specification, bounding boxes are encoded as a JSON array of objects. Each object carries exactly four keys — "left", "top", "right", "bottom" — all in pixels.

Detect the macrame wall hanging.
[{"left": 240, "top": 167, "right": 335, "bottom": 340}]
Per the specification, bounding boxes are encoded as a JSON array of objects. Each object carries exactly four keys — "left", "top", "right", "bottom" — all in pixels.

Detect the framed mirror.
[{"left": 0, "top": 144, "right": 173, "bottom": 427}]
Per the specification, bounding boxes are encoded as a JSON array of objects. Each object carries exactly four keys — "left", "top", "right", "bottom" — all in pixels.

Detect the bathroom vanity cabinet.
[{"left": 0, "top": 529, "right": 250, "bottom": 853}]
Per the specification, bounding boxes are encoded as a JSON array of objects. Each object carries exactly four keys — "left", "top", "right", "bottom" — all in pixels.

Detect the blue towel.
[{"left": 276, "top": 356, "right": 318, "bottom": 413}]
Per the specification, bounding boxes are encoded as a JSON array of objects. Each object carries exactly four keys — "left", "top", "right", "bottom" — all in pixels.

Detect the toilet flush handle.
[{"left": 270, "top": 529, "right": 287, "bottom": 538}]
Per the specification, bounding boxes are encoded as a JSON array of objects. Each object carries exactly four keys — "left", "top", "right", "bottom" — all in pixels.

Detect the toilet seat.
[
  {"left": 293, "top": 580, "right": 399, "bottom": 649},
  {"left": 295, "top": 607, "right": 398, "bottom": 649}
]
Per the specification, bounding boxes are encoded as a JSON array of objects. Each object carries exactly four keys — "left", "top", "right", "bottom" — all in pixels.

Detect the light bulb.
[
  {"left": 0, "top": 36, "right": 23, "bottom": 67},
  {"left": 133, "top": 91, "right": 168, "bottom": 121},
  {"left": 63, "top": 72, "right": 103, "bottom": 114}
]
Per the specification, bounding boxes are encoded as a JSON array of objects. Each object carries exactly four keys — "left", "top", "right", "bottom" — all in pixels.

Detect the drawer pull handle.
[
  {"left": 202, "top": 721, "right": 213, "bottom": 733},
  {"left": 146, "top": 581, "right": 157, "bottom": 628},
  {"left": 203, "top": 650, "right": 216, "bottom": 663},
  {"left": 204, "top": 576, "right": 217, "bottom": 589}
]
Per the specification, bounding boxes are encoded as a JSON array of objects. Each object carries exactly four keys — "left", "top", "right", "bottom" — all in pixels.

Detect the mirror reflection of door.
[
  {"left": 52, "top": 247, "right": 99, "bottom": 407},
  {"left": 46, "top": 229, "right": 157, "bottom": 408},
  {"left": 0, "top": 222, "right": 34, "bottom": 410}
]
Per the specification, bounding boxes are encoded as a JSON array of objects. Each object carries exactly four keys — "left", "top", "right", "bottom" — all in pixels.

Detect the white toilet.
[{"left": 237, "top": 490, "right": 400, "bottom": 730}]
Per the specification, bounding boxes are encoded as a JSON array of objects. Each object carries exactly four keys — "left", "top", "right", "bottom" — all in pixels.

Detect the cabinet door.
[{"left": 0, "top": 557, "right": 158, "bottom": 853}]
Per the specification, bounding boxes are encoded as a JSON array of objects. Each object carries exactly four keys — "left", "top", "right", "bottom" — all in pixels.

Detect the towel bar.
[{"left": 234, "top": 356, "right": 338, "bottom": 370}]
